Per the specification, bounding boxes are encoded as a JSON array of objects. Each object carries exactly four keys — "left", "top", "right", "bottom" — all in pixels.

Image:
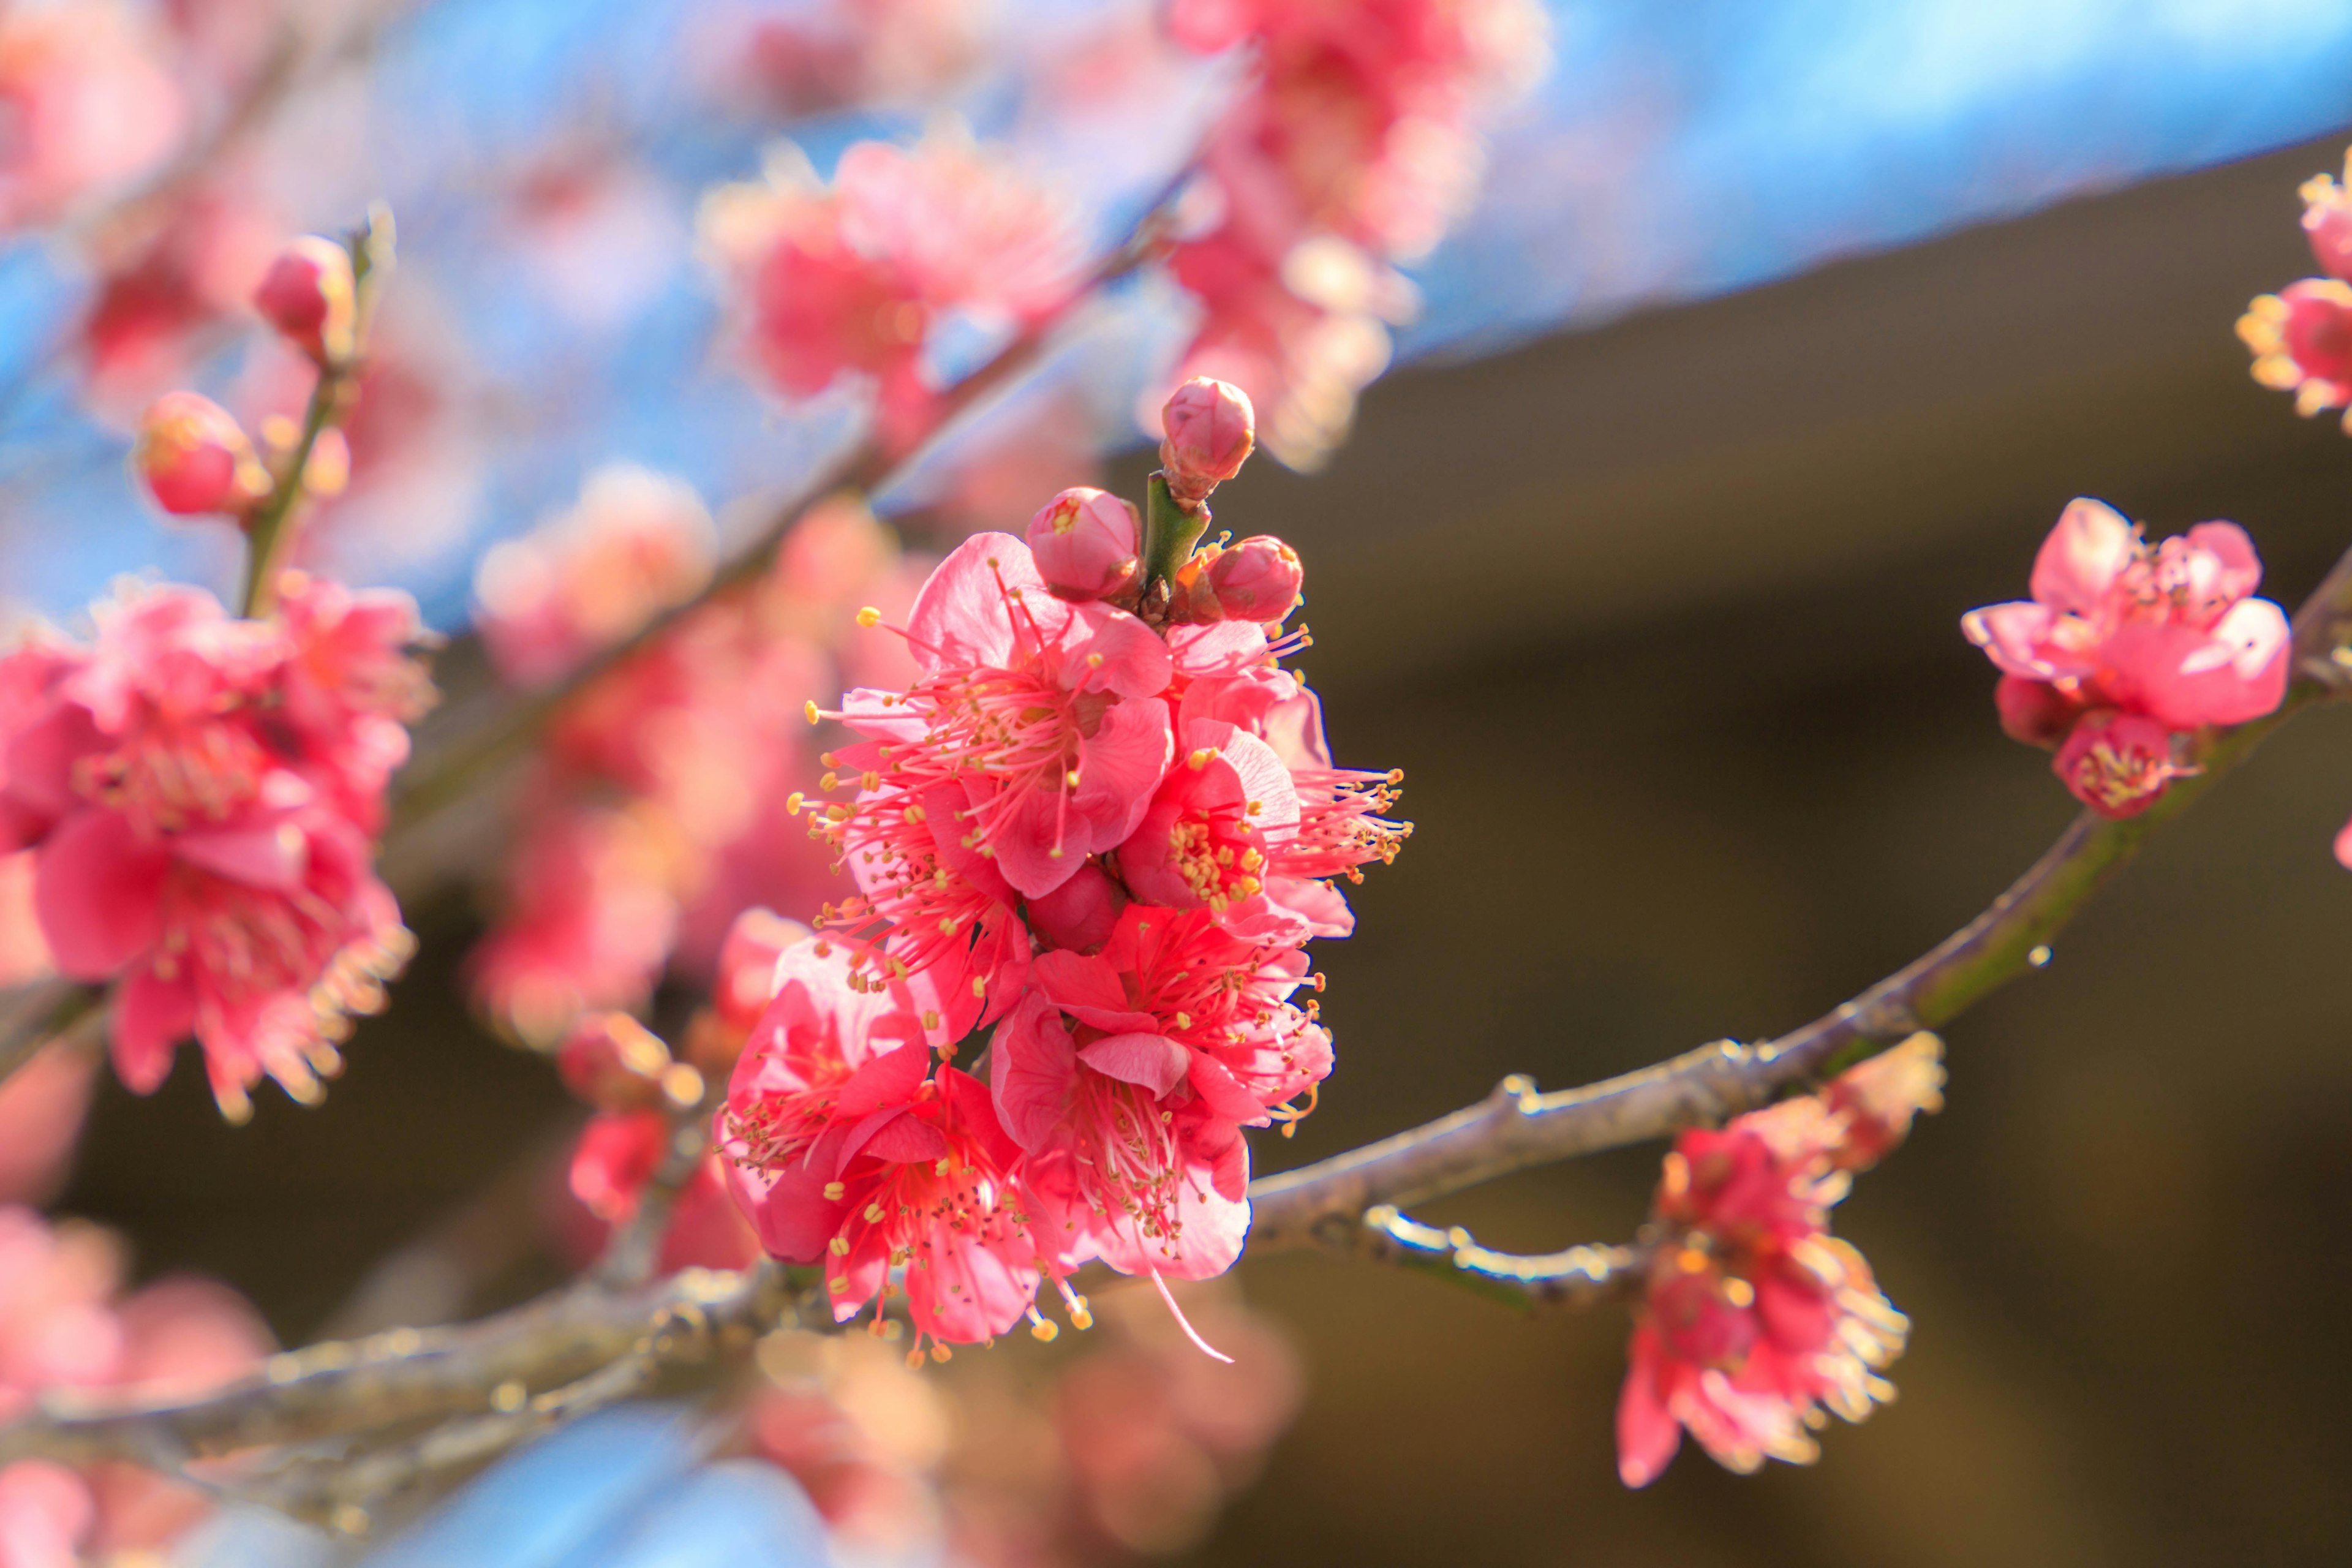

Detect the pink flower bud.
[
  {"left": 131, "top": 391, "right": 268, "bottom": 518},
  {"left": 1023, "top": 859, "right": 1125, "bottom": 952},
  {"left": 1025, "top": 487, "right": 1140, "bottom": 598},
  {"left": 2052, "top": 711, "right": 2183, "bottom": 820},
  {"left": 1993, "top": 674, "right": 2081, "bottom": 750},
  {"left": 1207, "top": 534, "right": 1303, "bottom": 624},
  {"left": 1159, "top": 375, "right": 1255, "bottom": 504},
  {"left": 253, "top": 235, "right": 357, "bottom": 364}
]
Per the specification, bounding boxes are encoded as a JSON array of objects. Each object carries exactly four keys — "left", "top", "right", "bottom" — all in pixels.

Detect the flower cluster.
[
  {"left": 719, "top": 380, "right": 1406, "bottom": 1353},
  {"left": 0, "top": 573, "right": 429, "bottom": 1117},
  {"left": 1161, "top": 0, "right": 1546, "bottom": 466},
  {"left": 1961, "top": 498, "right": 2289, "bottom": 819},
  {"left": 699, "top": 128, "right": 1081, "bottom": 453},
  {"left": 468, "top": 478, "right": 913, "bottom": 1044},
  {"left": 0, "top": 1205, "right": 270, "bottom": 1567},
  {"left": 2239, "top": 145, "right": 2352, "bottom": 428},
  {"left": 1617, "top": 1034, "right": 1945, "bottom": 1487}
]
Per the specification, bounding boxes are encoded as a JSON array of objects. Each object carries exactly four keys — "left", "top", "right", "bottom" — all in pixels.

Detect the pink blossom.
[
  {"left": 2240, "top": 280, "right": 2352, "bottom": 428},
  {"left": 1962, "top": 499, "right": 2289, "bottom": 737},
  {"left": 473, "top": 464, "right": 718, "bottom": 689},
  {"left": 991, "top": 905, "right": 1330, "bottom": 1278},
  {"left": 5, "top": 582, "right": 424, "bottom": 1115},
  {"left": 1615, "top": 1042, "right": 1940, "bottom": 1487},
  {"left": 721, "top": 942, "right": 1049, "bottom": 1349},
  {"left": 1025, "top": 488, "right": 1140, "bottom": 601},
  {"left": 0, "top": 2, "right": 187, "bottom": 232},
  {"left": 2302, "top": 151, "right": 2352, "bottom": 282},
  {"left": 77, "top": 184, "right": 284, "bottom": 420},
  {"left": 0, "top": 1040, "right": 94, "bottom": 1207},
  {"left": 2052, "top": 710, "right": 2188, "bottom": 820},
  {"left": 564, "top": 1110, "right": 760, "bottom": 1275},
  {"left": 816, "top": 532, "right": 1175, "bottom": 910},
  {"left": 701, "top": 130, "right": 1079, "bottom": 452},
  {"left": 1206, "top": 536, "right": 1302, "bottom": 624}
]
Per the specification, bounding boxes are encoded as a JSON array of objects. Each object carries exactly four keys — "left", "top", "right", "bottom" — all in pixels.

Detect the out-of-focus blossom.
[
  {"left": 0, "top": 1042, "right": 94, "bottom": 1208},
  {"left": 474, "top": 464, "right": 718, "bottom": 689},
  {"left": 2301, "top": 149, "right": 2352, "bottom": 282},
  {"left": 562, "top": 1109, "right": 762, "bottom": 1275},
  {"left": 131, "top": 390, "right": 268, "bottom": 519},
  {"left": 79, "top": 183, "right": 282, "bottom": 419},
  {"left": 0, "top": 1207, "right": 268, "bottom": 1563},
  {"left": 1616, "top": 1038, "right": 1943, "bottom": 1487},
  {"left": 1962, "top": 499, "right": 2288, "bottom": 817},
  {"left": 500, "top": 150, "right": 688, "bottom": 330},
  {"left": 701, "top": 129, "right": 1081, "bottom": 452},
  {"left": 703, "top": 0, "right": 996, "bottom": 119},
  {"left": 0, "top": 2, "right": 187, "bottom": 233},
  {"left": 1158, "top": 0, "right": 1546, "bottom": 465},
  {"left": 2, "top": 578, "right": 428, "bottom": 1117},
  {"left": 2240, "top": 279, "right": 2352, "bottom": 427}
]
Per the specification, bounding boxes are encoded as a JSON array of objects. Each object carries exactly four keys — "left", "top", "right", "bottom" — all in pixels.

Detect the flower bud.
[
  {"left": 2053, "top": 710, "right": 2182, "bottom": 820},
  {"left": 1026, "top": 487, "right": 1140, "bottom": 599},
  {"left": 1993, "top": 674, "right": 2081, "bottom": 750},
  {"left": 254, "top": 235, "right": 358, "bottom": 364},
  {"left": 1159, "top": 375, "right": 1255, "bottom": 504},
  {"left": 1023, "top": 860, "right": 1125, "bottom": 953},
  {"left": 132, "top": 391, "right": 269, "bottom": 518},
  {"left": 1208, "top": 534, "right": 1303, "bottom": 624}
]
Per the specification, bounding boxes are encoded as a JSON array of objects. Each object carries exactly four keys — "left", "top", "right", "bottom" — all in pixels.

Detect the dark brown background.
[{"left": 60, "top": 134, "right": 2352, "bottom": 1567}]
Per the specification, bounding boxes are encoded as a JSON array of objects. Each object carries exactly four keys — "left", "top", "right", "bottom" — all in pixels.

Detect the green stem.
[{"left": 1140, "top": 472, "right": 1208, "bottom": 595}]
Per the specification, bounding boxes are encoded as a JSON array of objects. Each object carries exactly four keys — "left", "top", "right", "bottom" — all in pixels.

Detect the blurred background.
[{"left": 7, "top": 1, "right": 2352, "bottom": 1564}]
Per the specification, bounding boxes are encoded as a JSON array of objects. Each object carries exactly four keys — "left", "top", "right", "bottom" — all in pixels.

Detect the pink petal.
[
  {"left": 1188, "top": 1052, "right": 1270, "bottom": 1121},
  {"left": 990, "top": 988, "right": 1076, "bottom": 1150},
  {"left": 110, "top": 967, "right": 195, "bottom": 1095},
  {"left": 1063, "top": 603, "right": 1173, "bottom": 699},
  {"left": 970, "top": 777, "right": 1082, "bottom": 901},
  {"left": 172, "top": 820, "right": 307, "bottom": 891},
  {"left": 835, "top": 1041, "right": 930, "bottom": 1118},
  {"left": 33, "top": 810, "right": 166, "bottom": 979},
  {"left": 1615, "top": 1330, "right": 1683, "bottom": 1488},
  {"left": 840, "top": 1105, "right": 950, "bottom": 1167},
  {"left": 1033, "top": 948, "right": 1153, "bottom": 1033},
  {"left": 2029, "top": 497, "right": 2136, "bottom": 614},
  {"left": 907, "top": 532, "right": 1039, "bottom": 674},
  {"left": 906, "top": 1226, "right": 1039, "bottom": 1344},
  {"left": 1959, "top": 601, "right": 2067, "bottom": 680},
  {"left": 2335, "top": 815, "right": 2352, "bottom": 870},
  {"left": 1071, "top": 697, "right": 1174, "bottom": 853},
  {"left": 1078, "top": 1031, "right": 1191, "bottom": 1096}
]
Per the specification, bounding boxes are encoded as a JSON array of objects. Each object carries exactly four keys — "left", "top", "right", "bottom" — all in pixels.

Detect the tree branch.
[{"left": 1246, "top": 543, "right": 2352, "bottom": 1255}]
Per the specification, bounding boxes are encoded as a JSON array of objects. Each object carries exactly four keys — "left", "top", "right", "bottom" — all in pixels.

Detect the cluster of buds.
[
  {"left": 129, "top": 230, "right": 366, "bottom": 525},
  {"left": 1962, "top": 498, "right": 2289, "bottom": 819},
  {"left": 2240, "top": 146, "right": 2352, "bottom": 427},
  {"left": 1618, "top": 1035, "right": 1945, "bottom": 1486},
  {"left": 717, "top": 379, "right": 1408, "bottom": 1359}
]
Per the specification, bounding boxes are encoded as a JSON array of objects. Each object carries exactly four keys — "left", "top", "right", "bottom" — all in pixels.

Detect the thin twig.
[{"left": 1356, "top": 1207, "right": 1645, "bottom": 1311}]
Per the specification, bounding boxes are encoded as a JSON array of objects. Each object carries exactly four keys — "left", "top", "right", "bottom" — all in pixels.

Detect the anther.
[{"left": 856, "top": 606, "right": 882, "bottom": 628}]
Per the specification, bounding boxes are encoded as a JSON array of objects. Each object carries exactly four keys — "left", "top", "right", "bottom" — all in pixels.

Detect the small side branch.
[{"left": 1357, "top": 1206, "right": 1644, "bottom": 1311}]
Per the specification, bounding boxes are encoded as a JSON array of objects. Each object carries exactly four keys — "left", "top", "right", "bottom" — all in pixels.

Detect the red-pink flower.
[
  {"left": 564, "top": 1110, "right": 761, "bottom": 1275},
  {"left": 818, "top": 531, "right": 1175, "bottom": 905},
  {"left": 721, "top": 942, "right": 1049, "bottom": 1349},
  {"left": 2301, "top": 152, "right": 2352, "bottom": 282},
  {"left": 1962, "top": 499, "right": 2289, "bottom": 738},
  {"left": 2240, "top": 280, "right": 2352, "bottom": 428},
  {"left": 1615, "top": 1040, "right": 1943, "bottom": 1488},
  {"left": 701, "top": 131, "right": 1079, "bottom": 452},
  {"left": 990, "top": 905, "right": 1330, "bottom": 1280},
  {"left": 5, "top": 582, "right": 424, "bottom": 1115},
  {"left": 2052, "top": 710, "right": 2188, "bottom": 820}
]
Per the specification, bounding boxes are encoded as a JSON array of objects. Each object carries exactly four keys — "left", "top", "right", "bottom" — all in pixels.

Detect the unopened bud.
[
  {"left": 1993, "top": 674, "right": 2082, "bottom": 750},
  {"left": 254, "top": 235, "right": 358, "bottom": 364},
  {"left": 1023, "top": 860, "right": 1125, "bottom": 953},
  {"left": 1026, "top": 487, "right": 1140, "bottom": 599},
  {"left": 1159, "top": 376, "right": 1254, "bottom": 504},
  {"left": 1208, "top": 534, "right": 1303, "bottom": 624},
  {"left": 132, "top": 391, "right": 269, "bottom": 518},
  {"left": 2053, "top": 710, "right": 2182, "bottom": 820}
]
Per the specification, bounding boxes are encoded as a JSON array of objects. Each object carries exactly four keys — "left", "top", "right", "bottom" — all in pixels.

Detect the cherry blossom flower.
[
  {"left": 1962, "top": 499, "right": 2289, "bottom": 814},
  {"left": 701, "top": 130, "right": 1080, "bottom": 452},
  {"left": 3, "top": 581, "right": 425, "bottom": 1117},
  {"left": 720, "top": 941, "right": 1050, "bottom": 1350},
  {"left": 2239, "top": 280, "right": 2352, "bottom": 428},
  {"left": 1615, "top": 1041, "right": 1943, "bottom": 1487},
  {"left": 2302, "top": 149, "right": 2352, "bottom": 283},
  {"left": 563, "top": 1109, "right": 761, "bottom": 1275}
]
